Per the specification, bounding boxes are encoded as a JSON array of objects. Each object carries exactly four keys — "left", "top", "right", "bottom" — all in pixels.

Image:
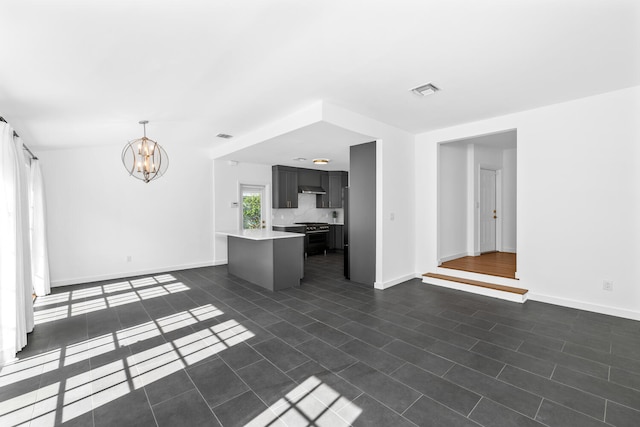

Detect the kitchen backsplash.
[{"left": 272, "top": 193, "right": 344, "bottom": 224}]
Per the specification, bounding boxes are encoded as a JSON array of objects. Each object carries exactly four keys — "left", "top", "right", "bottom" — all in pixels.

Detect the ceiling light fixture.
[
  {"left": 313, "top": 158, "right": 330, "bottom": 165},
  {"left": 216, "top": 133, "right": 233, "bottom": 139},
  {"left": 293, "top": 157, "right": 307, "bottom": 162},
  {"left": 121, "top": 120, "right": 169, "bottom": 183},
  {"left": 410, "top": 82, "right": 440, "bottom": 96}
]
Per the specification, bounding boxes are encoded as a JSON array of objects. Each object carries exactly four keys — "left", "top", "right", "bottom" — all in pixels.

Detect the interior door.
[{"left": 479, "top": 169, "right": 497, "bottom": 253}]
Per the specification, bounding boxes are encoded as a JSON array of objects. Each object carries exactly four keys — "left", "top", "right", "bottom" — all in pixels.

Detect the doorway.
[
  {"left": 440, "top": 252, "right": 516, "bottom": 279},
  {"left": 240, "top": 184, "right": 267, "bottom": 230},
  {"left": 437, "top": 129, "right": 517, "bottom": 278}
]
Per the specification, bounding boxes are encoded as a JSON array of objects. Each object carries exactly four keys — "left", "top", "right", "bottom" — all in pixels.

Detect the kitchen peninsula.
[{"left": 216, "top": 229, "right": 304, "bottom": 291}]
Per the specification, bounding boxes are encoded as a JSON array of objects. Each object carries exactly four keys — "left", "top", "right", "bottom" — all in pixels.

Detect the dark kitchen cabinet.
[
  {"left": 297, "top": 168, "right": 322, "bottom": 187},
  {"left": 272, "top": 166, "right": 298, "bottom": 208},
  {"left": 317, "top": 171, "right": 348, "bottom": 208},
  {"left": 329, "top": 224, "right": 344, "bottom": 250},
  {"left": 316, "top": 172, "right": 330, "bottom": 208},
  {"left": 329, "top": 171, "right": 347, "bottom": 208}
]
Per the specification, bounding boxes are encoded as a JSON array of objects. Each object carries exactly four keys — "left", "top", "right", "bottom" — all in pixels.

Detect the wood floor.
[
  {"left": 440, "top": 252, "right": 516, "bottom": 279},
  {"left": 423, "top": 272, "right": 527, "bottom": 295}
]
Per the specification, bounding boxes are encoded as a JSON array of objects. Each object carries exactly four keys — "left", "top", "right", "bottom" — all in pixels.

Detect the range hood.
[{"left": 298, "top": 185, "right": 326, "bottom": 195}]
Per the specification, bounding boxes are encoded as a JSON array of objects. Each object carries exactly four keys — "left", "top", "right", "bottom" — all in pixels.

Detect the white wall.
[
  {"left": 212, "top": 101, "right": 416, "bottom": 289},
  {"left": 323, "top": 103, "right": 416, "bottom": 289},
  {"left": 475, "top": 145, "right": 503, "bottom": 169},
  {"left": 213, "top": 160, "right": 272, "bottom": 264},
  {"left": 502, "top": 147, "right": 517, "bottom": 252},
  {"left": 438, "top": 143, "right": 467, "bottom": 261},
  {"left": 40, "top": 144, "right": 214, "bottom": 286},
  {"left": 416, "top": 85, "right": 640, "bottom": 320}
]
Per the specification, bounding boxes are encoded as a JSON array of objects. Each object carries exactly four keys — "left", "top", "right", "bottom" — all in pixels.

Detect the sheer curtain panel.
[
  {"left": 30, "top": 159, "right": 50, "bottom": 296},
  {"left": 0, "top": 123, "right": 35, "bottom": 365},
  {"left": 16, "top": 137, "right": 35, "bottom": 336}
]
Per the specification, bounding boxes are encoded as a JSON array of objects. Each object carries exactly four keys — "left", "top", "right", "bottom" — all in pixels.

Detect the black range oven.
[{"left": 295, "top": 222, "right": 329, "bottom": 256}]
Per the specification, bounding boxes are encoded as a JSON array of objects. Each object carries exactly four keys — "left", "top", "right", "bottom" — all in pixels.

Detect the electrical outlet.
[
  {"left": 127, "top": 255, "right": 132, "bottom": 262},
  {"left": 602, "top": 280, "right": 613, "bottom": 291}
]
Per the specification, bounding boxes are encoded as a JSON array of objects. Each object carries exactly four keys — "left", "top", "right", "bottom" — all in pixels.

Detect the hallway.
[{"left": 440, "top": 252, "right": 517, "bottom": 279}]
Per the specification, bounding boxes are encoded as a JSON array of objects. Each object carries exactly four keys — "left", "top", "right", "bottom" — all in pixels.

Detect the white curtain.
[
  {"left": 0, "top": 123, "right": 35, "bottom": 365},
  {"left": 29, "top": 159, "right": 50, "bottom": 296}
]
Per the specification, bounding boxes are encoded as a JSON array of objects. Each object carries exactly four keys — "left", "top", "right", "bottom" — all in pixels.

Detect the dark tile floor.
[{"left": 1, "top": 252, "right": 640, "bottom": 426}]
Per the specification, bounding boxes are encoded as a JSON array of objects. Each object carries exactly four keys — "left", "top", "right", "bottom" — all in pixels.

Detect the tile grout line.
[
  {"left": 495, "top": 363, "right": 508, "bottom": 379},
  {"left": 387, "top": 361, "right": 408, "bottom": 377},
  {"left": 400, "top": 393, "right": 424, "bottom": 417},
  {"left": 533, "top": 397, "right": 545, "bottom": 420},
  {"left": 503, "top": 364, "right": 621, "bottom": 422},
  {"left": 467, "top": 396, "right": 484, "bottom": 418},
  {"left": 204, "top": 356, "right": 271, "bottom": 423}
]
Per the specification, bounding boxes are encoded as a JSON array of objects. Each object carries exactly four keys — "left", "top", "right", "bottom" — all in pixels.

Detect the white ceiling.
[
  {"left": 218, "top": 121, "right": 373, "bottom": 171},
  {"left": 1, "top": 0, "right": 638, "bottom": 166}
]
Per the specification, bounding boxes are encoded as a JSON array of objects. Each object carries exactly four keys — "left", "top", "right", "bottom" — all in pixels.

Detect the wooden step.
[{"left": 422, "top": 272, "right": 528, "bottom": 303}]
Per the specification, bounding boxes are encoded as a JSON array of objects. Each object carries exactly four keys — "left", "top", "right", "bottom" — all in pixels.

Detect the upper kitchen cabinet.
[
  {"left": 272, "top": 165, "right": 298, "bottom": 208},
  {"left": 330, "top": 171, "right": 348, "bottom": 208},
  {"left": 317, "top": 171, "right": 348, "bottom": 208},
  {"left": 297, "top": 168, "right": 322, "bottom": 187},
  {"left": 317, "top": 173, "right": 330, "bottom": 208}
]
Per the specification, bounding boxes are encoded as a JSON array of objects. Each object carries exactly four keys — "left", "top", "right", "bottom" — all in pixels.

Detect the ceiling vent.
[
  {"left": 410, "top": 82, "right": 440, "bottom": 96},
  {"left": 216, "top": 133, "right": 233, "bottom": 139}
]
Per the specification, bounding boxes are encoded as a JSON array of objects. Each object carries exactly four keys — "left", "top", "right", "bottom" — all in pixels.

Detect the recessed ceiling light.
[
  {"left": 313, "top": 158, "right": 330, "bottom": 165},
  {"left": 293, "top": 157, "right": 307, "bottom": 162},
  {"left": 410, "top": 82, "right": 440, "bottom": 96},
  {"left": 216, "top": 133, "right": 233, "bottom": 139}
]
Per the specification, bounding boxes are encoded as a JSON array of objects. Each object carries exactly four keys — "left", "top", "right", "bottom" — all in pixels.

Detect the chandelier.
[{"left": 121, "top": 120, "right": 168, "bottom": 183}]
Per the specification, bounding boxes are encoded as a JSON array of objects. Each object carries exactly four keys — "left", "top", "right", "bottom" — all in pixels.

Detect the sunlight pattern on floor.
[
  {"left": 247, "top": 376, "right": 362, "bottom": 426},
  {"left": 33, "top": 275, "right": 190, "bottom": 324},
  {"left": 0, "top": 303, "right": 253, "bottom": 426}
]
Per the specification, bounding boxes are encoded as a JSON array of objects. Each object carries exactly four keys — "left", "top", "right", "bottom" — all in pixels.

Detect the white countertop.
[
  {"left": 272, "top": 223, "right": 344, "bottom": 226},
  {"left": 216, "top": 229, "right": 305, "bottom": 241}
]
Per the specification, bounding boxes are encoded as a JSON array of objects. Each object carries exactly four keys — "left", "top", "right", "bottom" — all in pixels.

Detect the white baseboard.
[
  {"left": 213, "top": 259, "right": 228, "bottom": 266},
  {"left": 438, "top": 252, "right": 468, "bottom": 265},
  {"left": 423, "top": 276, "right": 527, "bottom": 303},
  {"left": 375, "top": 273, "right": 416, "bottom": 290},
  {"left": 527, "top": 292, "right": 640, "bottom": 321},
  {"left": 502, "top": 248, "right": 517, "bottom": 254},
  {"left": 51, "top": 261, "right": 216, "bottom": 288}
]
